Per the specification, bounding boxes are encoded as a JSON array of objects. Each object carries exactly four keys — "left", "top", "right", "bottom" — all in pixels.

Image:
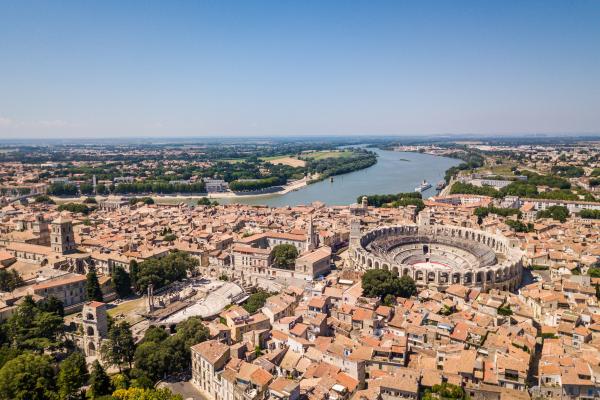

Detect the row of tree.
[
  {"left": 47, "top": 181, "right": 206, "bottom": 197},
  {"left": 359, "top": 192, "right": 426, "bottom": 212},
  {"left": 581, "top": 209, "right": 600, "bottom": 219},
  {"left": 228, "top": 176, "right": 287, "bottom": 192},
  {"left": 357, "top": 192, "right": 422, "bottom": 207},
  {"left": 112, "top": 182, "right": 206, "bottom": 195},
  {"left": 537, "top": 205, "right": 570, "bottom": 222}
]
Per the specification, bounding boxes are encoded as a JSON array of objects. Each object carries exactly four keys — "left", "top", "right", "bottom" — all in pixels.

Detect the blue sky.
[{"left": 0, "top": 0, "right": 599, "bottom": 138}]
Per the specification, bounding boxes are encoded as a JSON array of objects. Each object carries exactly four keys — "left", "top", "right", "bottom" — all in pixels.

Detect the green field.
[
  {"left": 259, "top": 155, "right": 292, "bottom": 161},
  {"left": 302, "top": 150, "right": 354, "bottom": 160}
]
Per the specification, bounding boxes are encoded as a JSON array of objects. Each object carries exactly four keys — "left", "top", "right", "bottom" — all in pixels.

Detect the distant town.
[{"left": 0, "top": 136, "right": 600, "bottom": 400}]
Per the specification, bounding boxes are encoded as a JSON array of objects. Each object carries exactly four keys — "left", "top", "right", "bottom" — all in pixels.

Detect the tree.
[
  {"left": 506, "top": 220, "right": 534, "bottom": 233},
  {"left": 86, "top": 267, "right": 104, "bottom": 302},
  {"left": 272, "top": 244, "right": 298, "bottom": 269},
  {"left": 142, "top": 326, "right": 168, "bottom": 344},
  {"left": 242, "top": 290, "right": 271, "bottom": 313},
  {"left": 173, "top": 317, "right": 210, "bottom": 348},
  {"left": 57, "top": 351, "right": 89, "bottom": 400},
  {"left": 101, "top": 322, "right": 136, "bottom": 372},
  {"left": 163, "top": 233, "right": 177, "bottom": 242},
  {"left": 6, "top": 295, "right": 63, "bottom": 351},
  {"left": 112, "top": 387, "right": 183, "bottom": 400},
  {"left": 88, "top": 360, "right": 112, "bottom": 399},
  {"left": 112, "top": 266, "right": 132, "bottom": 298},
  {"left": 0, "top": 347, "right": 21, "bottom": 370},
  {"left": 537, "top": 205, "right": 570, "bottom": 222},
  {"left": 129, "top": 260, "right": 139, "bottom": 291},
  {"left": 361, "top": 269, "right": 416, "bottom": 300},
  {"left": 34, "top": 194, "right": 55, "bottom": 204},
  {"left": 135, "top": 251, "right": 199, "bottom": 293},
  {"left": 134, "top": 341, "right": 168, "bottom": 381},
  {"left": 397, "top": 275, "right": 417, "bottom": 298},
  {"left": 0, "top": 353, "right": 56, "bottom": 400},
  {"left": 37, "top": 296, "right": 65, "bottom": 317},
  {"left": 383, "top": 294, "right": 396, "bottom": 306},
  {"left": 422, "top": 382, "right": 468, "bottom": 400},
  {"left": 134, "top": 317, "right": 210, "bottom": 382},
  {"left": 589, "top": 268, "right": 600, "bottom": 278},
  {"left": 0, "top": 269, "right": 24, "bottom": 292},
  {"left": 58, "top": 203, "right": 91, "bottom": 215},
  {"left": 197, "top": 197, "right": 212, "bottom": 206}
]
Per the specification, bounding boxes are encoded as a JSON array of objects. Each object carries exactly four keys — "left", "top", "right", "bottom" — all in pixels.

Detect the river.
[{"left": 214, "top": 148, "right": 461, "bottom": 207}]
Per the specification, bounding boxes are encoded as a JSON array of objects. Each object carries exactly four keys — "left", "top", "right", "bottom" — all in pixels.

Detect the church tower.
[
  {"left": 33, "top": 213, "right": 49, "bottom": 245},
  {"left": 50, "top": 215, "right": 76, "bottom": 254},
  {"left": 306, "top": 215, "right": 318, "bottom": 251}
]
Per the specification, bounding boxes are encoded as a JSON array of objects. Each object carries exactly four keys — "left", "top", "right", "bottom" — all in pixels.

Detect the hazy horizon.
[{"left": 1, "top": 1, "right": 599, "bottom": 139}]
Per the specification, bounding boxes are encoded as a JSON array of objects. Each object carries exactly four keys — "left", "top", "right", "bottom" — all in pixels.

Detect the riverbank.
[
  {"left": 49, "top": 175, "right": 316, "bottom": 204},
  {"left": 206, "top": 175, "right": 312, "bottom": 199}
]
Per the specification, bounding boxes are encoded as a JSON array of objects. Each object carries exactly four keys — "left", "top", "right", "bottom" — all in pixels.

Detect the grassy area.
[
  {"left": 476, "top": 161, "right": 517, "bottom": 176},
  {"left": 302, "top": 150, "right": 354, "bottom": 160},
  {"left": 107, "top": 297, "right": 146, "bottom": 324},
  {"left": 259, "top": 155, "right": 306, "bottom": 167}
]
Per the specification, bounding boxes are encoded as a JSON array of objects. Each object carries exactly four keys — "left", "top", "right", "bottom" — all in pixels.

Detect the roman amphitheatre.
[{"left": 351, "top": 224, "right": 523, "bottom": 291}]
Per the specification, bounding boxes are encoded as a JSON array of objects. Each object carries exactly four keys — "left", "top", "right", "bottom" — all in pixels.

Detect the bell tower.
[
  {"left": 50, "top": 215, "right": 76, "bottom": 254},
  {"left": 306, "top": 216, "right": 318, "bottom": 251},
  {"left": 33, "top": 213, "right": 50, "bottom": 245}
]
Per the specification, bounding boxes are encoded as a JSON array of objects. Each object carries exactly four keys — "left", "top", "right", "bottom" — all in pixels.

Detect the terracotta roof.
[
  {"left": 32, "top": 274, "right": 86, "bottom": 290},
  {"left": 191, "top": 339, "right": 229, "bottom": 364}
]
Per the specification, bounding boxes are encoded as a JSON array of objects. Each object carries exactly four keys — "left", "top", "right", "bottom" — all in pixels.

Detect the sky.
[{"left": 0, "top": 0, "right": 599, "bottom": 139}]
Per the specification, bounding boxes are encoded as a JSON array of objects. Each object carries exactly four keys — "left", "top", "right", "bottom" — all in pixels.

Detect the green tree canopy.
[
  {"left": 142, "top": 326, "right": 169, "bottom": 344},
  {"left": 0, "top": 269, "right": 24, "bottom": 292},
  {"left": 112, "top": 266, "right": 132, "bottom": 299},
  {"left": 86, "top": 267, "right": 104, "bottom": 302},
  {"left": 271, "top": 244, "right": 298, "bottom": 269},
  {"left": 242, "top": 290, "right": 271, "bottom": 314},
  {"left": 57, "top": 351, "right": 89, "bottom": 400},
  {"left": 0, "top": 353, "right": 56, "bottom": 400},
  {"left": 89, "top": 360, "right": 112, "bottom": 399},
  {"left": 58, "top": 203, "right": 92, "bottom": 215},
  {"left": 101, "top": 322, "right": 136, "bottom": 372},
  {"left": 537, "top": 205, "right": 570, "bottom": 222},
  {"left": 135, "top": 251, "right": 199, "bottom": 293},
  {"left": 6, "top": 295, "right": 64, "bottom": 351},
  {"left": 422, "top": 382, "right": 468, "bottom": 400},
  {"left": 362, "top": 269, "right": 416, "bottom": 300},
  {"left": 129, "top": 260, "right": 139, "bottom": 291},
  {"left": 134, "top": 317, "right": 210, "bottom": 382}
]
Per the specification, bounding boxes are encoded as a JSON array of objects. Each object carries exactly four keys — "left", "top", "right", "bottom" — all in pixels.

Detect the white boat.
[{"left": 414, "top": 180, "right": 432, "bottom": 192}]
